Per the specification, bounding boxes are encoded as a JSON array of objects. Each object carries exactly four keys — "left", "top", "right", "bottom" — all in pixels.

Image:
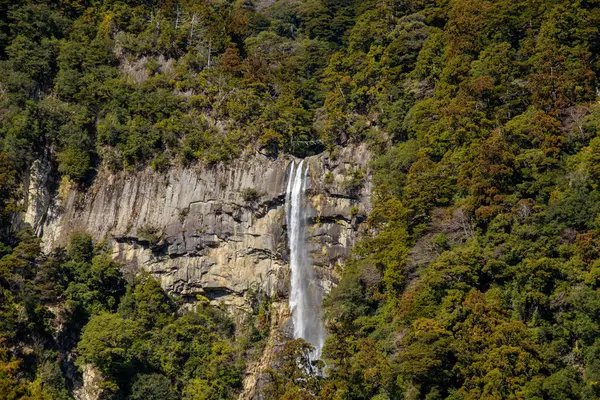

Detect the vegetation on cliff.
[
  {"left": 317, "top": 0, "right": 600, "bottom": 399},
  {"left": 4, "top": 0, "right": 600, "bottom": 399},
  {"left": 0, "top": 221, "right": 259, "bottom": 399}
]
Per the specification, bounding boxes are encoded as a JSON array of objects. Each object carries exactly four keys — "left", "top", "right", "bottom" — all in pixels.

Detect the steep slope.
[
  {"left": 27, "top": 146, "right": 371, "bottom": 310},
  {"left": 19, "top": 145, "right": 372, "bottom": 397}
]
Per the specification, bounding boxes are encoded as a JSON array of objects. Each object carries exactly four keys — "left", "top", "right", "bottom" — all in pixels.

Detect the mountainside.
[
  {"left": 4, "top": 0, "right": 600, "bottom": 399},
  {"left": 25, "top": 146, "right": 371, "bottom": 310},
  {"left": 13, "top": 143, "right": 372, "bottom": 398}
]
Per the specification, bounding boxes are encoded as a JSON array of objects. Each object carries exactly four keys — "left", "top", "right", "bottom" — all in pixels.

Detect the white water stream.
[{"left": 286, "top": 160, "right": 325, "bottom": 361}]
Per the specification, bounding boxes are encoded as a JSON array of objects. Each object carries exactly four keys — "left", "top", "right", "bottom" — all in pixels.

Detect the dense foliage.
[
  {"left": 0, "top": 0, "right": 374, "bottom": 182},
  {"left": 0, "top": 150, "right": 264, "bottom": 399},
  {"left": 0, "top": 219, "right": 256, "bottom": 399},
  {"left": 315, "top": 1, "right": 600, "bottom": 399},
  {"left": 5, "top": 0, "right": 600, "bottom": 399}
]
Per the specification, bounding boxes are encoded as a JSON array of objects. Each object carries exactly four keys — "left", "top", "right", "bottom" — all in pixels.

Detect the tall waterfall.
[{"left": 286, "top": 160, "right": 325, "bottom": 360}]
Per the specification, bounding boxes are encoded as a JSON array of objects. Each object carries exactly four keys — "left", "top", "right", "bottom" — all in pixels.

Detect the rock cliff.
[
  {"left": 23, "top": 145, "right": 372, "bottom": 399},
  {"left": 28, "top": 145, "right": 372, "bottom": 311}
]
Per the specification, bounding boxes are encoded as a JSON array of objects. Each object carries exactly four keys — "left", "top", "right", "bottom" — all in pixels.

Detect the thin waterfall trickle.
[{"left": 286, "top": 160, "right": 325, "bottom": 361}]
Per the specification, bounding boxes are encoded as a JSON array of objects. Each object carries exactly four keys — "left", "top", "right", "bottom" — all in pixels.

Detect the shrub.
[
  {"left": 324, "top": 171, "right": 334, "bottom": 184},
  {"left": 68, "top": 233, "right": 94, "bottom": 263},
  {"left": 130, "top": 374, "right": 177, "bottom": 400},
  {"left": 342, "top": 168, "right": 364, "bottom": 195},
  {"left": 57, "top": 147, "right": 91, "bottom": 182},
  {"left": 137, "top": 225, "right": 162, "bottom": 247},
  {"left": 242, "top": 188, "right": 263, "bottom": 203}
]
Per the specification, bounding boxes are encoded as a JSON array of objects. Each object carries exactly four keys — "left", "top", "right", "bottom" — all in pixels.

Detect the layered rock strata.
[{"left": 28, "top": 145, "right": 372, "bottom": 311}]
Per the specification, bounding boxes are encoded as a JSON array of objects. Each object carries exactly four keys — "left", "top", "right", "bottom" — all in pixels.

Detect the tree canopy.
[{"left": 4, "top": 0, "right": 600, "bottom": 399}]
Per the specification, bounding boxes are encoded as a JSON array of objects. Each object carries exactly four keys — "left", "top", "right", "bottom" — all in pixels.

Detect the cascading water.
[{"left": 286, "top": 160, "right": 326, "bottom": 361}]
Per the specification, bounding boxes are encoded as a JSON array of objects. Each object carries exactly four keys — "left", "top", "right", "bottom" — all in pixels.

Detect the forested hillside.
[{"left": 3, "top": 0, "right": 600, "bottom": 399}]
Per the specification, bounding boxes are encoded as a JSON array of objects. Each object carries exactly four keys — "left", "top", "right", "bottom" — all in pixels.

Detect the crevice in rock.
[
  {"left": 243, "top": 247, "right": 281, "bottom": 260},
  {"left": 326, "top": 192, "right": 361, "bottom": 201},
  {"left": 253, "top": 193, "right": 286, "bottom": 218},
  {"left": 203, "top": 287, "right": 236, "bottom": 299},
  {"left": 310, "top": 232, "right": 334, "bottom": 240},
  {"left": 310, "top": 215, "right": 352, "bottom": 225},
  {"left": 112, "top": 235, "right": 169, "bottom": 256},
  {"left": 311, "top": 214, "right": 367, "bottom": 227}
]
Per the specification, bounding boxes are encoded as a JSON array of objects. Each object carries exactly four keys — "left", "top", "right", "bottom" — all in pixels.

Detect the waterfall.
[{"left": 286, "top": 160, "right": 325, "bottom": 361}]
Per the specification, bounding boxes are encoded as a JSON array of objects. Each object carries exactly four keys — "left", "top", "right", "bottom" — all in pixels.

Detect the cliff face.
[
  {"left": 22, "top": 145, "right": 372, "bottom": 399},
  {"left": 30, "top": 145, "right": 372, "bottom": 312}
]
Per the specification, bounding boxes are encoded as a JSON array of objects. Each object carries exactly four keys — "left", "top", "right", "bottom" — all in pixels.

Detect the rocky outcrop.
[
  {"left": 17, "top": 151, "right": 56, "bottom": 236},
  {"left": 32, "top": 145, "right": 372, "bottom": 311},
  {"left": 73, "top": 364, "right": 105, "bottom": 400},
  {"left": 239, "top": 300, "right": 290, "bottom": 399},
  {"left": 23, "top": 145, "right": 372, "bottom": 399}
]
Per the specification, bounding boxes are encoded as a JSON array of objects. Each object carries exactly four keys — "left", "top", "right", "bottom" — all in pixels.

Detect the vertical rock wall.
[
  {"left": 23, "top": 145, "right": 373, "bottom": 399},
  {"left": 31, "top": 145, "right": 372, "bottom": 310}
]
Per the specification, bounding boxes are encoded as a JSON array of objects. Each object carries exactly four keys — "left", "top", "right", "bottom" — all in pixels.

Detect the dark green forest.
[{"left": 3, "top": 0, "right": 600, "bottom": 398}]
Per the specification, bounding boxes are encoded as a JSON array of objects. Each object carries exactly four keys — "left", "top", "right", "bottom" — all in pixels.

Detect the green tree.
[
  {"left": 129, "top": 373, "right": 177, "bottom": 400},
  {"left": 77, "top": 312, "right": 141, "bottom": 376}
]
